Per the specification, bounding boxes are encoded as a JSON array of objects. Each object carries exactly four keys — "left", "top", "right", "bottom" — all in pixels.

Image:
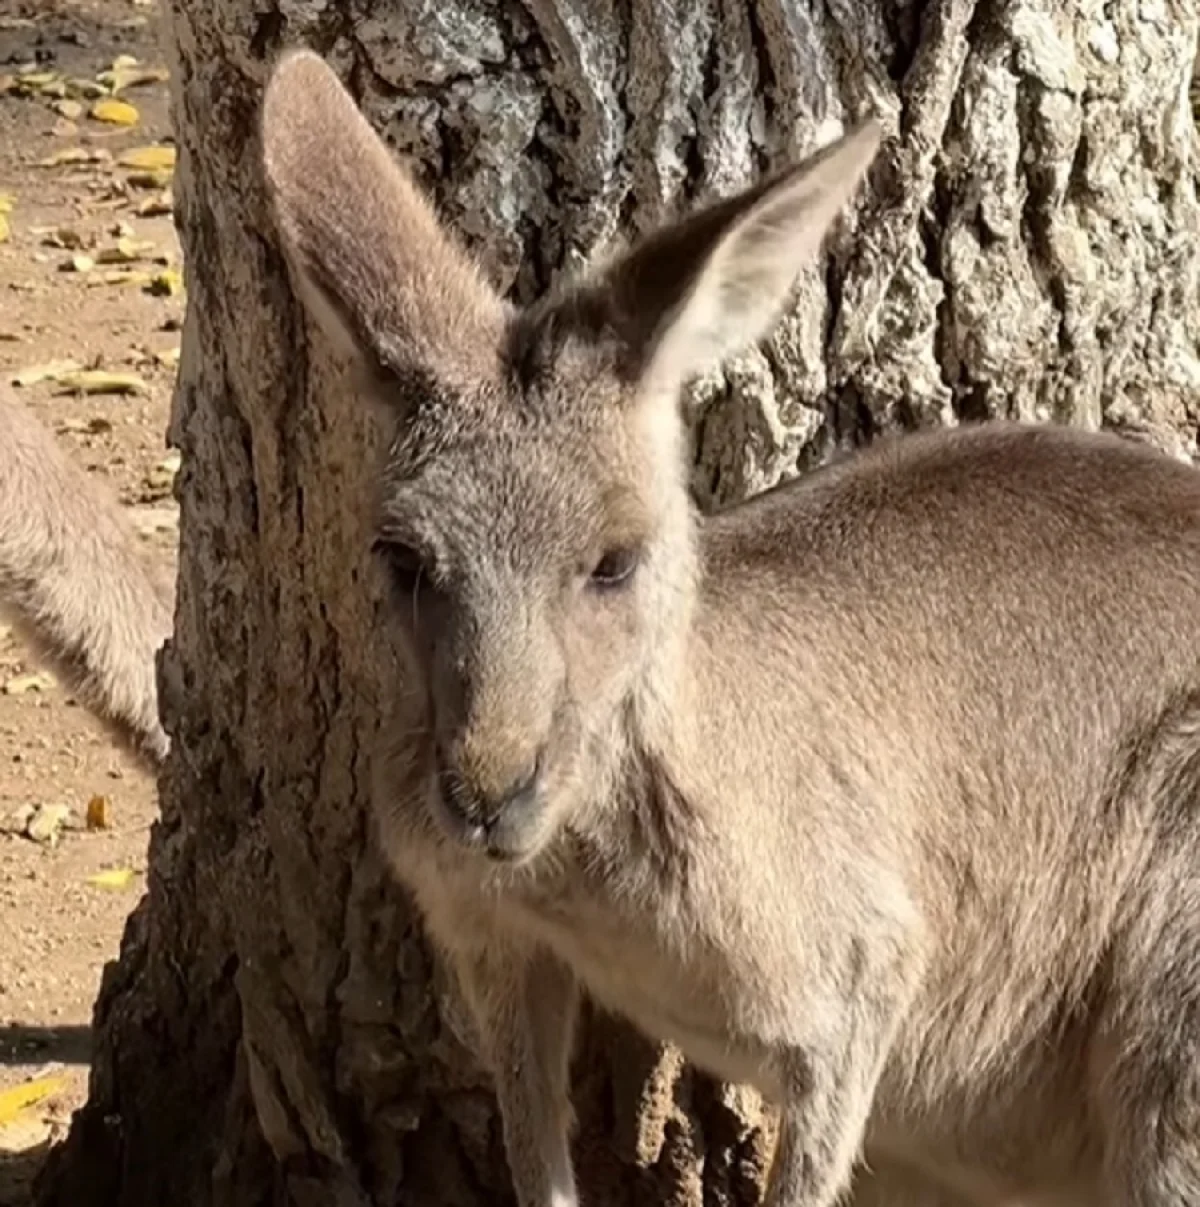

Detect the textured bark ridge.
[{"left": 37, "top": 2, "right": 1200, "bottom": 1205}]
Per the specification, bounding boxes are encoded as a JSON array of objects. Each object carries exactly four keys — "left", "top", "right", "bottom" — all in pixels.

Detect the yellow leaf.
[
  {"left": 53, "top": 369, "right": 147, "bottom": 396},
  {"left": 111, "top": 54, "right": 140, "bottom": 70},
  {"left": 86, "top": 795, "right": 112, "bottom": 830},
  {"left": 11, "top": 359, "right": 82, "bottom": 386},
  {"left": 26, "top": 803, "right": 70, "bottom": 845},
  {"left": 147, "top": 268, "right": 183, "bottom": 297},
  {"left": 95, "top": 237, "right": 158, "bottom": 264},
  {"left": 153, "top": 346, "right": 181, "bottom": 367},
  {"left": 0, "top": 1077, "right": 67, "bottom": 1127},
  {"left": 52, "top": 98, "right": 83, "bottom": 120},
  {"left": 116, "top": 144, "right": 175, "bottom": 171},
  {"left": 90, "top": 97, "right": 139, "bottom": 127},
  {"left": 10, "top": 71, "right": 60, "bottom": 95},
  {"left": 0, "top": 215, "right": 8, "bottom": 244},
  {"left": 0, "top": 194, "right": 13, "bottom": 214},
  {"left": 64, "top": 253, "right": 95, "bottom": 273},
  {"left": 87, "top": 867, "right": 138, "bottom": 891}
]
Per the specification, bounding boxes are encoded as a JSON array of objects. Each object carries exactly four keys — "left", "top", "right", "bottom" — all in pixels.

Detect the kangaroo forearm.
[{"left": 0, "top": 388, "right": 172, "bottom": 771}]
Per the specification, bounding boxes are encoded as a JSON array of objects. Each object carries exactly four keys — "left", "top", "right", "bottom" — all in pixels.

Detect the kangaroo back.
[{"left": 0, "top": 387, "right": 172, "bottom": 771}]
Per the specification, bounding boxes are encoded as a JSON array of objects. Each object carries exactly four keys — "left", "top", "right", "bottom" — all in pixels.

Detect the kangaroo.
[
  {"left": 0, "top": 386, "right": 172, "bottom": 772},
  {"left": 262, "top": 49, "right": 1200, "bottom": 1207}
]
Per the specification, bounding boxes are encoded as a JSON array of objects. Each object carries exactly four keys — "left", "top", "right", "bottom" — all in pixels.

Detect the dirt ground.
[{"left": 0, "top": 0, "right": 180, "bottom": 1199}]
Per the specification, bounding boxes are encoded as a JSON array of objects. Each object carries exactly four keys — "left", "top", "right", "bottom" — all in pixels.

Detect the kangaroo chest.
[{"left": 507, "top": 867, "right": 779, "bottom": 1093}]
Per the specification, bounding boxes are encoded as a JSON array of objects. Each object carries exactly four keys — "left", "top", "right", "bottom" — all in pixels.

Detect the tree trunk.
[{"left": 36, "top": 1, "right": 1200, "bottom": 1205}]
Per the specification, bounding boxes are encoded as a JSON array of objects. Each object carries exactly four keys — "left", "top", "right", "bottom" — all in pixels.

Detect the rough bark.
[{"left": 36, "top": 1, "right": 1200, "bottom": 1205}]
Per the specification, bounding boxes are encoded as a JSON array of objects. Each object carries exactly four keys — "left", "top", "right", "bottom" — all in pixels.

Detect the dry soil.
[{"left": 0, "top": 0, "right": 179, "bottom": 1199}]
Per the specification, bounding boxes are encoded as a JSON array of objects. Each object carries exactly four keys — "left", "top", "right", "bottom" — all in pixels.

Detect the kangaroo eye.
[
  {"left": 589, "top": 547, "right": 639, "bottom": 589},
  {"left": 373, "top": 538, "right": 427, "bottom": 594}
]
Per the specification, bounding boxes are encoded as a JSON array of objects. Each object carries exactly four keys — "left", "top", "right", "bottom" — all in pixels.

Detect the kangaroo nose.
[
  {"left": 437, "top": 747, "right": 544, "bottom": 826},
  {"left": 478, "top": 755, "right": 543, "bottom": 824},
  {"left": 434, "top": 749, "right": 550, "bottom": 862}
]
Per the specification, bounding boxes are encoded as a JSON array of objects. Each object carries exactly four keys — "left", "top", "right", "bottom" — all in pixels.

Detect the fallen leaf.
[
  {"left": 87, "top": 867, "right": 138, "bottom": 891},
  {"left": 90, "top": 98, "right": 139, "bottom": 127},
  {"left": 26, "top": 803, "right": 71, "bottom": 845},
  {"left": 0, "top": 1077, "right": 67, "bottom": 1127},
  {"left": 0, "top": 194, "right": 13, "bottom": 213},
  {"left": 11, "top": 359, "right": 82, "bottom": 386},
  {"left": 153, "top": 346, "right": 181, "bottom": 367},
  {"left": 3, "top": 671, "right": 56, "bottom": 695},
  {"left": 51, "top": 98, "right": 83, "bottom": 120},
  {"left": 8, "top": 71, "right": 61, "bottom": 97},
  {"left": 111, "top": 54, "right": 140, "bottom": 70},
  {"left": 53, "top": 369, "right": 147, "bottom": 396},
  {"left": 95, "top": 237, "right": 157, "bottom": 264},
  {"left": 99, "top": 63, "right": 169, "bottom": 93},
  {"left": 86, "top": 794, "right": 111, "bottom": 830},
  {"left": 0, "top": 215, "right": 7, "bottom": 244},
  {"left": 87, "top": 268, "right": 151, "bottom": 288},
  {"left": 147, "top": 268, "right": 182, "bottom": 297},
  {"left": 135, "top": 191, "right": 172, "bottom": 217},
  {"left": 65, "top": 77, "right": 107, "bottom": 99},
  {"left": 38, "top": 146, "right": 111, "bottom": 168},
  {"left": 63, "top": 253, "right": 95, "bottom": 273},
  {"left": 0, "top": 1111, "right": 57, "bottom": 1160},
  {"left": 116, "top": 144, "right": 175, "bottom": 171}
]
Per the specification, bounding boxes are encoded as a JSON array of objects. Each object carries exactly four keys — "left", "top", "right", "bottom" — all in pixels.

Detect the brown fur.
[
  {"left": 263, "top": 49, "right": 1200, "bottom": 1207},
  {"left": 0, "top": 386, "right": 172, "bottom": 772}
]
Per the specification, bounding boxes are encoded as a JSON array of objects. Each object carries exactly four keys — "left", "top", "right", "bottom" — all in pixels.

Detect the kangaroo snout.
[{"left": 435, "top": 745, "right": 548, "bottom": 862}]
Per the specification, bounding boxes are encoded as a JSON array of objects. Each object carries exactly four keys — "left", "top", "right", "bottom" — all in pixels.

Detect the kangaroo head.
[{"left": 261, "top": 50, "right": 879, "bottom": 866}]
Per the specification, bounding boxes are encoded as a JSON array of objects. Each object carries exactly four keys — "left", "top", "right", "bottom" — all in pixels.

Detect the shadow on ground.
[
  {"left": 0, "top": 1028, "right": 91, "bottom": 1068},
  {"left": 0, "top": 1143, "right": 48, "bottom": 1207}
]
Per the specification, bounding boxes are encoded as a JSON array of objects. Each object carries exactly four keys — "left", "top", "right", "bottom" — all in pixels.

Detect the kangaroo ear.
[
  {"left": 559, "top": 121, "right": 881, "bottom": 397},
  {"left": 260, "top": 50, "right": 504, "bottom": 386}
]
